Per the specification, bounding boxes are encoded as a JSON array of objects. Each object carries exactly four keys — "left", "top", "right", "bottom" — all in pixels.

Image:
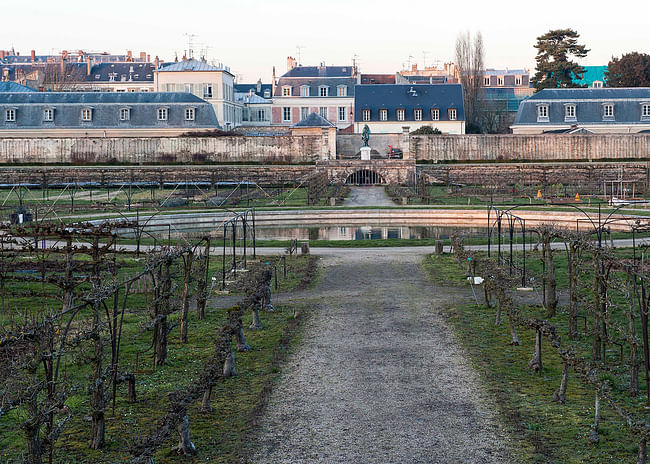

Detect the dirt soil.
[{"left": 248, "top": 249, "right": 512, "bottom": 463}]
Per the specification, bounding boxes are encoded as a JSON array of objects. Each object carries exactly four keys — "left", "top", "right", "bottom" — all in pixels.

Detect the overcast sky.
[{"left": 4, "top": 0, "right": 648, "bottom": 83}]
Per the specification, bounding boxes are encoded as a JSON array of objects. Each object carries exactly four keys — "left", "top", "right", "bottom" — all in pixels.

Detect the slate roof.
[
  {"left": 281, "top": 66, "right": 354, "bottom": 78},
  {"left": 513, "top": 88, "right": 650, "bottom": 126},
  {"left": 0, "top": 92, "right": 209, "bottom": 105},
  {"left": 483, "top": 69, "right": 529, "bottom": 76},
  {"left": 87, "top": 62, "right": 155, "bottom": 82},
  {"left": 273, "top": 77, "right": 356, "bottom": 97},
  {"left": 234, "top": 83, "right": 273, "bottom": 98},
  {"left": 235, "top": 92, "right": 271, "bottom": 105},
  {"left": 360, "top": 74, "right": 395, "bottom": 85},
  {"left": 293, "top": 112, "right": 334, "bottom": 127},
  {"left": 354, "top": 84, "right": 465, "bottom": 122},
  {"left": 0, "top": 92, "right": 219, "bottom": 129},
  {"left": 0, "top": 82, "right": 37, "bottom": 92},
  {"left": 156, "top": 59, "right": 230, "bottom": 73}
]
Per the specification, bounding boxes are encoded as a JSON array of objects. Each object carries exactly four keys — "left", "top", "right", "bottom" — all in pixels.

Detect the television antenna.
[
  {"left": 408, "top": 55, "right": 415, "bottom": 69},
  {"left": 296, "top": 45, "right": 305, "bottom": 65},
  {"left": 422, "top": 51, "right": 429, "bottom": 68},
  {"left": 183, "top": 33, "right": 198, "bottom": 59}
]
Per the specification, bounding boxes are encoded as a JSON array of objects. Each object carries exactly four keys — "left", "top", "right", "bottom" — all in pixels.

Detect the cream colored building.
[{"left": 154, "top": 59, "right": 242, "bottom": 130}]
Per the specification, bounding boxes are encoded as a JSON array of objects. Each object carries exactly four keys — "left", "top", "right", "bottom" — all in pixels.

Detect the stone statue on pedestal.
[{"left": 361, "top": 124, "right": 370, "bottom": 147}]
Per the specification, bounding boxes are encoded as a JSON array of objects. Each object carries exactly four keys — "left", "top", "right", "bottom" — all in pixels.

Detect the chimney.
[
  {"left": 411, "top": 64, "right": 417, "bottom": 72},
  {"left": 0, "top": 50, "right": 5, "bottom": 60},
  {"left": 256, "top": 78, "right": 262, "bottom": 93},
  {"left": 140, "top": 51, "right": 146, "bottom": 61},
  {"left": 147, "top": 54, "right": 151, "bottom": 62},
  {"left": 272, "top": 66, "right": 276, "bottom": 95},
  {"left": 127, "top": 50, "right": 133, "bottom": 61},
  {"left": 31, "top": 50, "right": 35, "bottom": 62},
  {"left": 86, "top": 56, "right": 92, "bottom": 76},
  {"left": 287, "top": 56, "right": 296, "bottom": 72}
]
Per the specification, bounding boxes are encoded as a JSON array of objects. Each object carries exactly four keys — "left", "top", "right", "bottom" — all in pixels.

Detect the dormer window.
[
  {"left": 414, "top": 109, "right": 422, "bottom": 121},
  {"left": 642, "top": 103, "right": 650, "bottom": 121},
  {"left": 362, "top": 109, "right": 370, "bottom": 121},
  {"left": 564, "top": 104, "right": 576, "bottom": 122},
  {"left": 396, "top": 109, "right": 405, "bottom": 121},
  {"left": 515, "top": 76, "right": 522, "bottom": 86},
  {"left": 157, "top": 107, "right": 168, "bottom": 121},
  {"left": 263, "top": 89, "right": 271, "bottom": 98},
  {"left": 5, "top": 108, "right": 16, "bottom": 122},
  {"left": 81, "top": 108, "right": 92, "bottom": 122},
  {"left": 379, "top": 109, "right": 387, "bottom": 121},
  {"left": 592, "top": 81, "right": 603, "bottom": 88},
  {"left": 483, "top": 77, "right": 490, "bottom": 86},
  {"left": 43, "top": 109, "right": 54, "bottom": 122},
  {"left": 282, "top": 86, "right": 291, "bottom": 96},
  {"left": 497, "top": 77, "right": 504, "bottom": 86},
  {"left": 431, "top": 108, "right": 440, "bottom": 121},
  {"left": 319, "top": 86, "right": 328, "bottom": 97},
  {"left": 300, "top": 85, "right": 309, "bottom": 97},
  {"left": 185, "top": 107, "right": 195, "bottom": 121},
  {"left": 602, "top": 103, "right": 614, "bottom": 120},
  {"left": 537, "top": 104, "right": 549, "bottom": 122},
  {"left": 337, "top": 86, "right": 347, "bottom": 97},
  {"left": 448, "top": 108, "right": 457, "bottom": 120},
  {"left": 119, "top": 108, "right": 131, "bottom": 121}
]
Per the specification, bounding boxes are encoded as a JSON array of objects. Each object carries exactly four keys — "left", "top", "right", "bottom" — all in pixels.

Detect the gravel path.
[
  {"left": 249, "top": 249, "right": 511, "bottom": 463},
  {"left": 344, "top": 186, "right": 395, "bottom": 207}
]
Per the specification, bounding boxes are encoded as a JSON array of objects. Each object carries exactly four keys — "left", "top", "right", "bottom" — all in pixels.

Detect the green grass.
[
  {"left": 423, "top": 253, "right": 647, "bottom": 463},
  {"left": 0, "top": 254, "right": 318, "bottom": 463}
]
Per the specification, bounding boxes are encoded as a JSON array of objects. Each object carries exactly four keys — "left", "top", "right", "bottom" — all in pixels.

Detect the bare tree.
[{"left": 455, "top": 31, "right": 485, "bottom": 132}]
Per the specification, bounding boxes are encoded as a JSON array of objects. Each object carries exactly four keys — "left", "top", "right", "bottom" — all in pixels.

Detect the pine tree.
[{"left": 531, "top": 29, "right": 589, "bottom": 90}]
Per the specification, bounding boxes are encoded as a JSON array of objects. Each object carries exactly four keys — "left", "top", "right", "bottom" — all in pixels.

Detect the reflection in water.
[{"left": 208, "top": 225, "right": 488, "bottom": 241}]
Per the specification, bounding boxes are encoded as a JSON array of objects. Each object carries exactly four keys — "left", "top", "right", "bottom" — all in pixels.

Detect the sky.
[{"left": 3, "top": 0, "right": 648, "bottom": 83}]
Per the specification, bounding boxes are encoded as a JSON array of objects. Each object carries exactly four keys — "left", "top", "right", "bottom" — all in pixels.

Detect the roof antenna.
[
  {"left": 296, "top": 45, "right": 304, "bottom": 66},
  {"left": 183, "top": 33, "right": 198, "bottom": 59}
]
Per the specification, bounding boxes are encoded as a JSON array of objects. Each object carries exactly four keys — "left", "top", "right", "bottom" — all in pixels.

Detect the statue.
[{"left": 361, "top": 124, "right": 370, "bottom": 147}]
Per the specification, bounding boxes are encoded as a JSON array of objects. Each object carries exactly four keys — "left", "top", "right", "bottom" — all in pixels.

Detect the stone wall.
[
  {"left": 336, "top": 134, "right": 404, "bottom": 158},
  {"left": 0, "top": 135, "right": 328, "bottom": 164},
  {"left": 411, "top": 134, "right": 650, "bottom": 162}
]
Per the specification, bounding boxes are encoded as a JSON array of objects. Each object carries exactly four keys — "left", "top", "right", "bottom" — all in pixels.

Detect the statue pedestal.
[{"left": 360, "top": 146, "right": 371, "bottom": 161}]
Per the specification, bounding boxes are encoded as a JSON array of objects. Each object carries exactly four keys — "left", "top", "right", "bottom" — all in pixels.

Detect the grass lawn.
[{"left": 422, "top": 253, "right": 647, "bottom": 464}]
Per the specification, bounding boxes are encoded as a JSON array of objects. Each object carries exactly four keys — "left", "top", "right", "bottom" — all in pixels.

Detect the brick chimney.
[
  {"left": 411, "top": 64, "right": 417, "bottom": 72},
  {"left": 0, "top": 50, "right": 5, "bottom": 60},
  {"left": 147, "top": 54, "right": 151, "bottom": 62},
  {"left": 31, "top": 50, "right": 35, "bottom": 62},
  {"left": 127, "top": 50, "right": 133, "bottom": 62},
  {"left": 272, "top": 66, "right": 276, "bottom": 94},
  {"left": 140, "top": 51, "right": 146, "bottom": 61},
  {"left": 287, "top": 56, "right": 296, "bottom": 72}
]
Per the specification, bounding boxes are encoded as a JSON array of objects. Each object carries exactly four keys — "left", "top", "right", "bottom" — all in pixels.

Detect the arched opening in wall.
[{"left": 345, "top": 170, "right": 385, "bottom": 185}]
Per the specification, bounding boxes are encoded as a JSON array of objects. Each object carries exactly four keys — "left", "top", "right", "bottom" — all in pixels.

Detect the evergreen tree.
[
  {"left": 606, "top": 52, "right": 650, "bottom": 87},
  {"left": 531, "top": 29, "right": 589, "bottom": 90}
]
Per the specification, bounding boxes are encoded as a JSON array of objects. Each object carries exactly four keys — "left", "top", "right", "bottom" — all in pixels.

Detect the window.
[
  {"left": 282, "top": 107, "right": 291, "bottom": 121},
  {"left": 5, "top": 109, "right": 15, "bottom": 122},
  {"left": 43, "top": 109, "right": 53, "bottom": 122},
  {"left": 282, "top": 86, "right": 291, "bottom": 96},
  {"left": 362, "top": 109, "right": 370, "bottom": 121},
  {"left": 256, "top": 109, "right": 266, "bottom": 121},
  {"left": 263, "top": 89, "right": 271, "bottom": 98},
  {"left": 397, "top": 109, "right": 405, "bottom": 121},
  {"left": 642, "top": 104, "right": 650, "bottom": 119},
  {"left": 165, "top": 84, "right": 175, "bottom": 92},
  {"left": 515, "top": 76, "right": 522, "bottom": 86},
  {"left": 431, "top": 108, "right": 440, "bottom": 121},
  {"left": 537, "top": 104, "right": 549, "bottom": 121},
  {"left": 565, "top": 104, "right": 576, "bottom": 121},
  {"left": 184, "top": 84, "right": 192, "bottom": 93},
  {"left": 603, "top": 103, "right": 614, "bottom": 119},
  {"left": 483, "top": 77, "right": 490, "bottom": 86},
  {"left": 338, "top": 106, "right": 346, "bottom": 121},
  {"left": 185, "top": 107, "right": 195, "bottom": 121},
  {"left": 414, "top": 109, "right": 422, "bottom": 121},
  {"left": 300, "top": 107, "right": 308, "bottom": 120},
  {"left": 120, "top": 108, "right": 130, "bottom": 121},
  {"left": 497, "top": 77, "right": 504, "bottom": 86},
  {"left": 319, "top": 86, "right": 328, "bottom": 97},
  {"left": 448, "top": 108, "right": 457, "bottom": 120},
  {"left": 319, "top": 107, "right": 328, "bottom": 119},
  {"left": 81, "top": 108, "right": 92, "bottom": 121},
  {"left": 592, "top": 81, "right": 603, "bottom": 88},
  {"left": 157, "top": 108, "right": 168, "bottom": 121},
  {"left": 203, "top": 84, "right": 213, "bottom": 98},
  {"left": 380, "top": 109, "right": 388, "bottom": 121},
  {"left": 300, "top": 85, "right": 309, "bottom": 97},
  {"left": 337, "top": 86, "right": 347, "bottom": 97}
]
